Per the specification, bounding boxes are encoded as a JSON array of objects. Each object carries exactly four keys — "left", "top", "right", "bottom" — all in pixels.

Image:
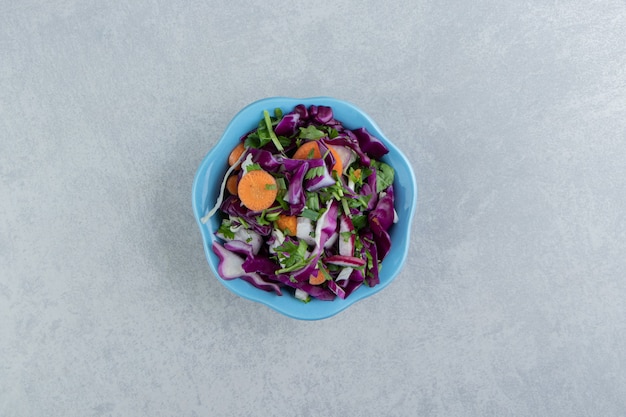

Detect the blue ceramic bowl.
[{"left": 192, "top": 97, "right": 417, "bottom": 320}]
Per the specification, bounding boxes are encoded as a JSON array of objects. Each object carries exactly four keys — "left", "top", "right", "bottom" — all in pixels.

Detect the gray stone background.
[{"left": 2, "top": 1, "right": 625, "bottom": 416}]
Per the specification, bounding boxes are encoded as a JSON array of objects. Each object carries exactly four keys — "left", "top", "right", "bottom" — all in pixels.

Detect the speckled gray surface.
[{"left": 2, "top": 1, "right": 626, "bottom": 416}]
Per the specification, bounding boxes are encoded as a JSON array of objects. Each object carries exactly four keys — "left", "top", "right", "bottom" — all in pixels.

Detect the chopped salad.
[{"left": 202, "top": 104, "right": 397, "bottom": 302}]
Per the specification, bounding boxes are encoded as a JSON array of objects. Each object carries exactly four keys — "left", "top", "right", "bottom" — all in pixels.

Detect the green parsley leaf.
[
  {"left": 301, "top": 208, "right": 320, "bottom": 221},
  {"left": 275, "top": 239, "right": 314, "bottom": 274},
  {"left": 351, "top": 215, "right": 368, "bottom": 231},
  {"left": 372, "top": 160, "right": 394, "bottom": 193},
  {"left": 298, "top": 125, "right": 326, "bottom": 140},
  {"left": 217, "top": 219, "right": 235, "bottom": 239},
  {"left": 304, "top": 166, "right": 325, "bottom": 180},
  {"left": 246, "top": 163, "right": 262, "bottom": 172},
  {"left": 244, "top": 132, "right": 261, "bottom": 149}
]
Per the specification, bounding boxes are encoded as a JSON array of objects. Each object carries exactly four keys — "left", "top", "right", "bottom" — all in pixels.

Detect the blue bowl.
[{"left": 192, "top": 97, "right": 417, "bottom": 320}]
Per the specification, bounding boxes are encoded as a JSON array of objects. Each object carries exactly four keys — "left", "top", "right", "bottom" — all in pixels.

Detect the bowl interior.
[{"left": 192, "top": 97, "right": 417, "bottom": 320}]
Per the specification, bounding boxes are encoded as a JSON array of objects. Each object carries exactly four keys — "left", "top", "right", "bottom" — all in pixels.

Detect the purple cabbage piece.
[
  {"left": 285, "top": 161, "right": 309, "bottom": 215},
  {"left": 360, "top": 232, "right": 380, "bottom": 288},
  {"left": 296, "top": 282, "right": 336, "bottom": 301},
  {"left": 248, "top": 148, "right": 283, "bottom": 172},
  {"left": 338, "top": 215, "right": 355, "bottom": 257},
  {"left": 351, "top": 127, "right": 389, "bottom": 159},
  {"left": 248, "top": 148, "right": 310, "bottom": 173},
  {"left": 242, "top": 256, "right": 280, "bottom": 276},
  {"left": 337, "top": 175, "right": 357, "bottom": 198},
  {"left": 315, "top": 200, "right": 339, "bottom": 250},
  {"left": 369, "top": 185, "right": 395, "bottom": 232},
  {"left": 220, "top": 195, "right": 273, "bottom": 236},
  {"left": 212, "top": 242, "right": 282, "bottom": 295},
  {"left": 324, "top": 255, "right": 366, "bottom": 268},
  {"left": 335, "top": 267, "right": 354, "bottom": 285},
  {"left": 361, "top": 167, "right": 378, "bottom": 210},
  {"left": 276, "top": 259, "right": 319, "bottom": 285},
  {"left": 328, "top": 132, "right": 371, "bottom": 167},
  {"left": 327, "top": 280, "right": 346, "bottom": 299},
  {"left": 313, "top": 105, "right": 334, "bottom": 124},
  {"left": 274, "top": 112, "right": 301, "bottom": 137},
  {"left": 212, "top": 241, "right": 245, "bottom": 279},
  {"left": 342, "top": 279, "right": 363, "bottom": 298},
  {"left": 317, "top": 139, "right": 342, "bottom": 176},
  {"left": 368, "top": 185, "right": 394, "bottom": 260},
  {"left": 372, "top": 227, "right": 391, "bottom": 261},
  {"left": 273, "top": 274, "right": 335, "bottom": 301},
  {"left": 349, "top": 268, "right": 365, "bottom": 283},
  {"left": 304, "top": 158, "right": 336, "bottom": 191},
  {"left": 294, "top": 104, "right": 308, "bottom": 120},
  {"left": 223, "top": 240, "right": 255, "bottom": 258},
  {"left": 239, "top": 274, "right": 282, "bottom": 295}
]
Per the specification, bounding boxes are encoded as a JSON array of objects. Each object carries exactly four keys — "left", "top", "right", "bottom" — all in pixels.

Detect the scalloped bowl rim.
[{"left": 192, "top": 96, "right": 417, "bottom": 320}]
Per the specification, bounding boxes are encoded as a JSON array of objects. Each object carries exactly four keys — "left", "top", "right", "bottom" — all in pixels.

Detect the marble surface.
[{"left": 2, "top": 1, "right": 626, "bottom": 416}]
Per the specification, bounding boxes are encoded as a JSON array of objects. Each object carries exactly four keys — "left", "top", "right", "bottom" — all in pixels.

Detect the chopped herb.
[
  {"left": 298, "top": 125, "right": 325, "bottom": 140},
  {"left": 371, "top": 160, "right": 394, "bottom": 193},
  {"left": 304, "top": 166, "right": 325, "bottom": 180},
  {"left": 301, "top": 208, "right": 320, "bottom": 221},
  {"left": 341, "top": 198, "right": 350, "bottom": 216},
  {"left": 319, "top": 125, "right": 338, "bottom": 139},
  {"left": 265, "top": 211, "right": 280, "bottom": 222},
  {"left": 351, "top": 214, "right": 368, "bottom": 230},
  {"left": 246, "top": 163, "right": 262, "bottom": 172},
  {"left": 263, "top": 110, "right": 284, "bottom": 151},
  {"left": 275, "top": 239, "right": 314, "bottom": 274},
  {"left": 217, "top": 220, "right": 235, "bottom": 239},
  {"left": 347, "top": 194, "right": 371, "bottom": 210},
  {"left": 305, "top": 192, "right": 320, "bottom": 211}
]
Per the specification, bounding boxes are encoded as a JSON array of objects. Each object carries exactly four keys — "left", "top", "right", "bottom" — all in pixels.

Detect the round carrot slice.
[
  {"left": 292, "top": 141, "right": 322, "bottom": 160},
  {"left": 228, "top": 142, "right": 246, "bottom": 167},
  {"left": 275, "top": 214, "right": 297, "bottom": 236},
  {"left": 237, "top": 169, "right": 278, "bottom": 211},
  {"left": 226, "top": 175, "right": 239, "bottom": 195}
]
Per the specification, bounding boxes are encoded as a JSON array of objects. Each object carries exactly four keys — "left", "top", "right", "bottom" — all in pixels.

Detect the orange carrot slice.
[
  {"left": 308, "top": 269, "right": 326, "bottom": 285},
  {"left": 275, "top": 214, "right": 297, "bottom": 236},
  {"left": 226, "top": 175, "right": 239, "bottom": 195},
  {"left": 292, "top": 141, "right": 322, "bottom": 160},
  {"left": 293, "top": 141, "right": 343, "bottom": 175},
  {"left": 228, "top": 143, "right": 246, "bottom": 167},
  {"left": 237, "top": 169, "right": 278, "bottom": 211}
]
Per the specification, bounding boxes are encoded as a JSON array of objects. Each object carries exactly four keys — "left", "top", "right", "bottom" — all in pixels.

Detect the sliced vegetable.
[
  {"left": 308, "top": 269, "right": 326, "bottom": 286},
  {"left": 226, "top": 175, "right": 239, "bottom": 195},
  {"left": 293, "top": 141, "right": 322, "bottom": 160},
  {"left": 324, "top": 255, "right": 366, "bottom": 268},
  {"left": 338, "top": 215, "right": 355, "bottom": 257},
  {"left": 275, "top": 214, "right": 297, "bottom": 236},
  {"left": 228, "top": 142, "right": 246, "bottom": 167},
  {"left": 237, "top": 169, "right": 278, "bottom": 211}
]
